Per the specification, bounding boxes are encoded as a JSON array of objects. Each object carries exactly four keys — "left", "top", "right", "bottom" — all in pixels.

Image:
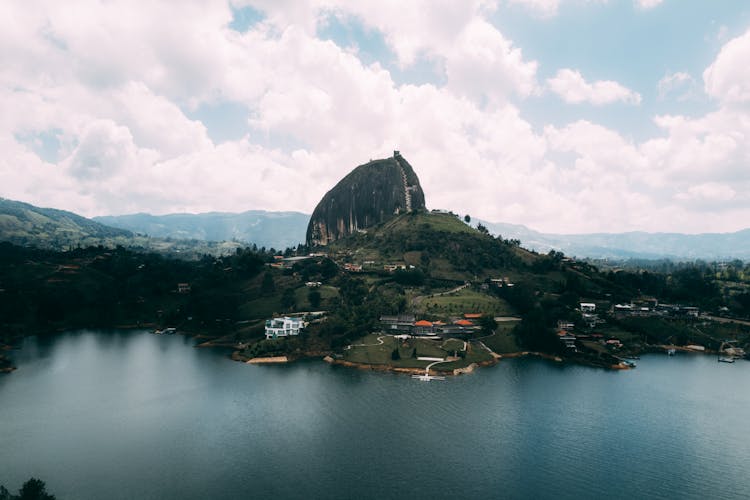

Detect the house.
[
  {"left": 383, "top": 264, "right": 407, "bottom": 272},
  {"left": 557, "top": 321, "right": 575, "bottom": 331},
  {"left": 580, "top": 303, "right": 596, "bottom": 313},
  {"left": 438, "top": 322, "right": 475, "bottom": 337},
  {"left": 265, "top": 316, "right": 305, "bottom": 339},
  {"left": 305, "top": 281, "right": 322, "bottom": 288},
  {"left": 344, "top": 263, "right": 363, "bottom": 272},
  {"left": 413, "top": 320, "right": 434, "bottom": 335},
  {"left": 464, "top": 313, "right": 483, "bottom": 320},
  {"left": 682, "top": 306, "right": 700, "bottom": 318},
  {"left": 557, "top": 331, "right": 577, "bottom": 350},
  {"left": 177, "top": 283, "right": 191, "bottom": 294},
  {"left": 614, "top": 304, "right": 633, "bottom": 315},
  {"left": 582, "top": 313, "right": 598, "bottom": 328},
  {"left": 380, "top": 314, "right": 416, "bottom": 332}
]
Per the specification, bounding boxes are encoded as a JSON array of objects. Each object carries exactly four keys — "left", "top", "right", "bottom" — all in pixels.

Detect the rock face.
[{"left": 306, "top": 152, "right": 426, "bottom": 246}]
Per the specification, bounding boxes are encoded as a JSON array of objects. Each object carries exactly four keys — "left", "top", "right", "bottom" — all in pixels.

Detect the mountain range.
[
  {"left": 480, "top": 220, "right": 750, "bottom": 261},
  {"left": 2, "top": 196, "right": 749, "bottom": 260},
  {"left": 94, "top": 211, "right": 309, "bottom": 251}
]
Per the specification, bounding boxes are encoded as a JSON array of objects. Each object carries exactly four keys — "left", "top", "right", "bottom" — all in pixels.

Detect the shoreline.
[{"left": 3, "top": 328, "right": 740, "bottom": 378}]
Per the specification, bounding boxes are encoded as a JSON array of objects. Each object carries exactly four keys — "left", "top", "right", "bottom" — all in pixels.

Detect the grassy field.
[
  {"left": 481, "top": 322, "right": 521, "bottom": 354},
  {"left": 294, "top": 285, "right": 339, "bottom": 310},
  {"left": 378, "top": 212, "right": 477, "bottom": 236},
  {"left": 417, "top": 288, "right": 516, "bottom": 317},
  {"left": 342, "top": 333, "right": 492, "bottom": 370}
]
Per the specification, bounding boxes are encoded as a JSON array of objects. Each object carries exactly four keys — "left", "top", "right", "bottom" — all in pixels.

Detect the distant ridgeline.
[{"left": 306, "top": 151, "right": 426, "bottom": 246}]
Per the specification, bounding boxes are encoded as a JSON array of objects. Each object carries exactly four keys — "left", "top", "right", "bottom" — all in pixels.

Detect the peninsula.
[{"left": 1, "top": 153, "right": 749, "bottom": 375}]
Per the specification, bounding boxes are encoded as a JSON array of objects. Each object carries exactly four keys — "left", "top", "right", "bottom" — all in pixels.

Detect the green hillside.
[
  {"left": 2, "top": 201, "right": 748, "bottom": 371},
  {"left": 0, "top": 198, "right": 132, "bottom": 247},
  {"left": 328, "top": 210, "right": 539, "bottom": 281},
  {"left": 0, "top": 198, "right": 244, "bottom": 258}
]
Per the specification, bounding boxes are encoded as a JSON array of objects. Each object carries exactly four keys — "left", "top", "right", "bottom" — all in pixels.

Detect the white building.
[
  {"left": 580, "top": 302, "right": 596, "bottom": 313},
  {"left": 265, "top": 316, "right": 304, "bottom": 339}
]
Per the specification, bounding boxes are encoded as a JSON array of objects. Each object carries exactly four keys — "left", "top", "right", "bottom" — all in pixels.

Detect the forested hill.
[
  {"left": 0, "top": 198, "right": 245, "bottom": 257},
  {"left": 0, "top": 198, "right": 132, "bottom": 249}
]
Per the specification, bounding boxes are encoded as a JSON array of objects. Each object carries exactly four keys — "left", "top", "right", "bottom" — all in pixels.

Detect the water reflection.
[{"left": 1, "top": 331, "right": 749, "bottom": 500}]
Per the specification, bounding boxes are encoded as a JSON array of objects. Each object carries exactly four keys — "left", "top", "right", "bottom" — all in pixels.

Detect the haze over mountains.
[
  {"left": 94, "top": 211, "right": 309, "bottom": 251},
  {"left": 480, "top": 221, "right": 750, "bottom": 261},
  {"left": 2, "top": 196, "right": 750, "bottom": 260}
]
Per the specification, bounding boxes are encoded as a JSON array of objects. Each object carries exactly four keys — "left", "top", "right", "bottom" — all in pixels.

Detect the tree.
[
  {"left": 477, "top": 315, "right": 498, "bottom": 336},
  {"left": 18, "top": 478, "right": 56, "bottom": 500},
  {"left": 281, "top": 287, "right": 296, "bottom": 309},
  {"left": 412, "top": 347, "right": 417, "bottom": 358},
  {"left": 476, "top": 223, "right": 489, "bottom": 235},
  {"left": 261, "top": 272, "right": 275, "bottom": 294},
  {"left": 391, "top": 348, "right": 401, "bottom": 360},
  {"left": 308, "top": 288, "right": 322, "bottom": 309},
  {"left": 464, "top": 214, "right": 471, "bottom": 223},
  {"left": 0, "top": 478, "right": 57, "bottom": 500}
]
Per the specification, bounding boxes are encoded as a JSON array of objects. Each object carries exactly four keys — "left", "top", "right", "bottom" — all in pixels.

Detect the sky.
[{"left": 2, "top": 0, "right": 750, "bottom": 234}]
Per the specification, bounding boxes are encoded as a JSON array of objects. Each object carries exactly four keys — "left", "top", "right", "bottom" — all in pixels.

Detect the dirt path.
[
  {"left": 474, "top": 340, "right": 502, "bottom": 359},
  {"left": 412, "top": 282, "right": 470, "bottom": 306},
  {"left": 345, "top": 336, "right": 388, "bottom": 350}
]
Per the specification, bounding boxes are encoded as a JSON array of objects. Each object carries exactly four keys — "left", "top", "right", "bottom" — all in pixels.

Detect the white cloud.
[
  {"left": 704, "top": 29, "right": 750, "bottom": 104},
  {"left": 237, "top": 1, "right": 538, "bottom": 105},
  {"left": 505, "top": 0, "right": 560, "bottom": 17},
  {"left": 1, "top": 1, "right": 750, "bottom": 235},
  {"left": 657, "top": 71, "right": 696, "bottom": 100},
  {"left": 547, "top": 69, "right": 641, "bottom": 105},
  {"left": 504, "top": 0, "right": 609, "bottom": 18},
  {"left": 444, "top": 19, "right": 539, "bottom": 103},
  {"left": 674, "top": 183, "right": 737, "bottom": 207},
  {"left": 634, "top": 0, "right": 663, "bottom": 10}
]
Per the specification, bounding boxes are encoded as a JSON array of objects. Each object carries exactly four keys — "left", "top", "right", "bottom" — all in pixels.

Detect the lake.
[{"left": 1, "top": 330, "right": 749, "bottom": 499}]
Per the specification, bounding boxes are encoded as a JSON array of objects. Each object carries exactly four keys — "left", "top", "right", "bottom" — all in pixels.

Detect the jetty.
[{"left": 411, "top": 357, "right": 450, "bottom": 381}]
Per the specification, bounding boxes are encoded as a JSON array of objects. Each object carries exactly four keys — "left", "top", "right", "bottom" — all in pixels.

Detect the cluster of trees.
[
  {"left": 0, "top": 242, "right": 273, "bottom": 340},
  {"left": 496, "top": 283, "right": 568, "bottom": 352},
  {"left": 0, "top": 478, "right": 55, "bottom": 500}
]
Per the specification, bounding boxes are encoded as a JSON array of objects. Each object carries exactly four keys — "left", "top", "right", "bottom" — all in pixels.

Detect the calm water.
[{"left": 1, "top": 330, "right": 749, "bottom": 500}]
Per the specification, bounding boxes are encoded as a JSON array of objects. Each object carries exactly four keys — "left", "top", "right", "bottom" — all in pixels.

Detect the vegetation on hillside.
[{"left": 2, "top": 207, "right": 750, "bottom": 369}]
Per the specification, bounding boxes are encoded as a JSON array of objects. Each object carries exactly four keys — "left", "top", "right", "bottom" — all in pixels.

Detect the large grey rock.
[{"left": 306, "top": 152, "right": 426, "bottom": 246}]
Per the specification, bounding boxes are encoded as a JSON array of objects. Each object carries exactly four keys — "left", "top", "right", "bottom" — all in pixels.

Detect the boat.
[
  {"left": 666, "top": 348, "right": 676, "bottom": 356},
  {"left": 718, "top": 357, "right": 735, "bottom": 363},
  {"left": 152, "top": 327, "right": 176, "bottom": 335}
]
